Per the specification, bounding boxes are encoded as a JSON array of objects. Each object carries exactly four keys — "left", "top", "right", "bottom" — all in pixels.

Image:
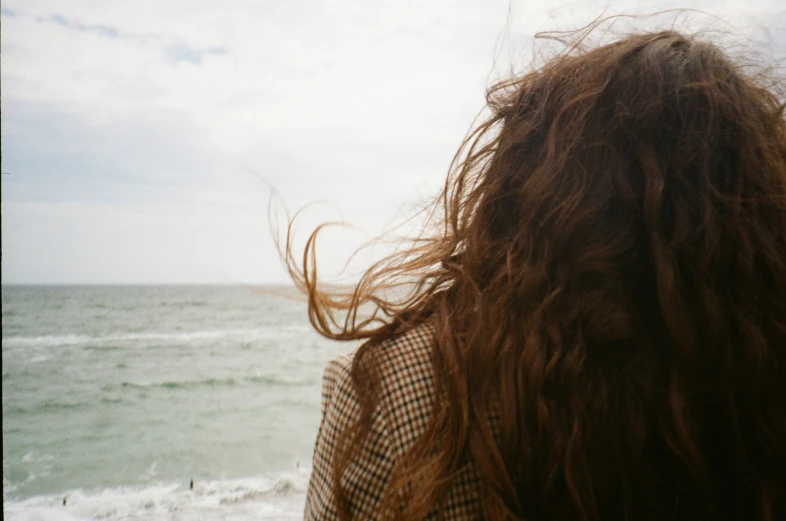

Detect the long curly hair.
[{"left": 284, "top": 19, "right": 786, "bottom": 521}]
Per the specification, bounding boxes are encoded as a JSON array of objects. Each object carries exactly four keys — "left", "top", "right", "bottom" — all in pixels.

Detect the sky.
[{"left": 2, "top": 0, "right": 785, "bottom": 284}]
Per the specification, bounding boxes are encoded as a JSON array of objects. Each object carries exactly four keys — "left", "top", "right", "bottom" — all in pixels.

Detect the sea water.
[{"left": 2, "top": 285, "right": 348, "bottom": 520}]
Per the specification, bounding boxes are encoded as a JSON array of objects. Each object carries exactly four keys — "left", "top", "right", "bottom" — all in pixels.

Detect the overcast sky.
[{"left": 2, "top": 0, "right": 785, "bottom": 284}]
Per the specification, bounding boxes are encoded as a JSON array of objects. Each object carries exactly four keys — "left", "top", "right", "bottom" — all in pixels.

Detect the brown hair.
[{"left": 285, "top": 19, "right": 786, "bottom": 521}]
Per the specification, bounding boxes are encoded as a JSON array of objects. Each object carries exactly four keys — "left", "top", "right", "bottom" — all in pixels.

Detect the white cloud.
[{"left": 2, "top": 0, "right": 785, "bottom": 283}]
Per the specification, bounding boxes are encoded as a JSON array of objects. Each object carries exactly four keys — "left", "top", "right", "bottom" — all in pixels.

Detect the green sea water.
[{"left": 2, "top": 285, "right": 347, "bottom": 520}]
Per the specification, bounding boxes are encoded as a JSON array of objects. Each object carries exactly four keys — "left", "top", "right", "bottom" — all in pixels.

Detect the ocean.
[{"left": 2, "top": 285, "right": 348, "bottom": 520}]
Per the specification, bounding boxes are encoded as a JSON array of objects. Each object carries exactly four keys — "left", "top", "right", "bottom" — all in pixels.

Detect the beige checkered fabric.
[{"left": 304, "top": 320, "right": 485, "bottom": 520}]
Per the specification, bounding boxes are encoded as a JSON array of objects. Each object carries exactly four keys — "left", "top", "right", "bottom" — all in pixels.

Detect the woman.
[{"left": 292, "top": 23, "right": 786, "bottom": 521}]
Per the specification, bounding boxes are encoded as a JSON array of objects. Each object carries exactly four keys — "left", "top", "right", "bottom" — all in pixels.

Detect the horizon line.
[{"left": 0, "top": 282, "right": 298, "bottom": 287}]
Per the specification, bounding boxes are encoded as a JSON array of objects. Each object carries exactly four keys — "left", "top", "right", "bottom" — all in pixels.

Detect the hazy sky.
[{"left": 2, "top": 0, "right": 785, "bottom": 284}]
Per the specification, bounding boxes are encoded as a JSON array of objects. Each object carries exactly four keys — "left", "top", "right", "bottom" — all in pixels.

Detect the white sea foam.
[
  {"left": 21, "top": 453, "right": 56, "bottom": 464},
  {"left": 139, "top": 461, "right": 159, "bottom": 481},
  {"left": 2, "top": 335, "right": 94, "bottom": 348},
  {"left": 3, "top": 473, "right": 310, "bottom": 521},
  {"left": 2, "top": 327, "right": 313, "bottom": 349}
]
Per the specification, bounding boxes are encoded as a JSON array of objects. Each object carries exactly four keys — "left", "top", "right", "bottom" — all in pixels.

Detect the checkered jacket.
[{"left": 304, "top": 320, "right": 485, "bottom": 520}]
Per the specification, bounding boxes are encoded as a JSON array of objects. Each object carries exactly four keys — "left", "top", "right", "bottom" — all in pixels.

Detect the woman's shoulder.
[
  {"left": 319, "top": 319, "right": 438, "bottom": 459},
  {"left": 373, "top": 319, "right": 439, "bottom": 459},
  {"left": 314, "top": 319, "right": 484, "bottom": 519},
  {"left": 377, "top": 319, "right": 436, "bottom": 377}
]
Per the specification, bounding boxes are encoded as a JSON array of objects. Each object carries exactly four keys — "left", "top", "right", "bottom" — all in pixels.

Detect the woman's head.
[
  {"left": 458, "top": 28, "right": 786, "bottom": 364},
  {"left": 436, "top": 28, "right": 786, "bottom": 521},
  {"left": 288, "top": 20, "right": 786, "bottom": 521}
]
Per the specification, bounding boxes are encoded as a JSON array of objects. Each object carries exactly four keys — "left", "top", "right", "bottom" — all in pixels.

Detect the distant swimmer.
[{"left": 190, "top": 479, "right": 194, "bottom": 490}]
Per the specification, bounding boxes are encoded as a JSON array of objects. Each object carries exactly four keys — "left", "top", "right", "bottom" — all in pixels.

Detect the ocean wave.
[
  {"left": 156, "top": 300, "right": 208, "bottom": 307},
  {"left": 99, "top": 396, "right": 129, "bottom": 405},
  {"left": 2, "top": 369, "right": 33, "bottom": 380},
  {"left": 3, "top": 328, "right": 311, "bottom": 349},
  {"left": 245, "top": 375, "right": 314, "bottom": 387},
  {"left": 3, "top": 472, "right": 311, "bottom": 521},
  {"left": 22, "top": 452, "right": 57, "bottom": 464},
  {"left": 7, "top": 399, "right": 90, "bottom": 415},
  {"left": 105, "top": 374, "right": 312, "bottom": 392},
  {"left": 113, "top": 377, "right": 238, "bottom": 391},
  {"left": 2, "top": 335, "right": 93, "bottom": 348},
  {"left": 81, "top": 345, "right": 124, "bottom": 352}
]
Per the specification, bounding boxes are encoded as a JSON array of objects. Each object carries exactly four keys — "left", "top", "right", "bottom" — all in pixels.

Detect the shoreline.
[{"left": 4, "top": 472, "right": 310, "bottom": 521}]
